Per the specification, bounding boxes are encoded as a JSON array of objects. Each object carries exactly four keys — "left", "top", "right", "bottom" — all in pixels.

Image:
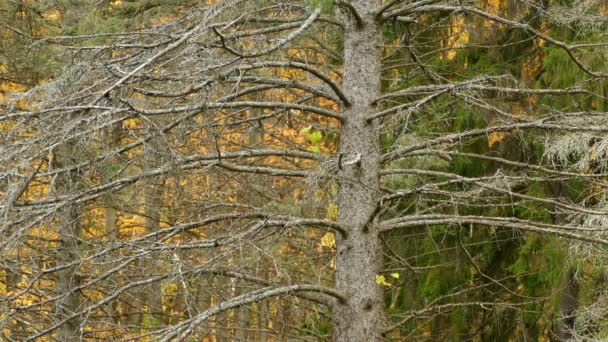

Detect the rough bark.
[
  {"left": 54, "top": 141, "right": 83, "bottom": 341},
  {"left": 333, "top": 1, "right": 384, "bottom": 340}
]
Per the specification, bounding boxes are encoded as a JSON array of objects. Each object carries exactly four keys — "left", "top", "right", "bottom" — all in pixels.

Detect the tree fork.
[{"left": 334, "top": 1, "right": 384, "bottom": 340}]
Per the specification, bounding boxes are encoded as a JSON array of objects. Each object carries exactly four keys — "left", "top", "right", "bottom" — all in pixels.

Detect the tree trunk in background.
[
  {"left": 549, "top": 181, "right": 579, "bottom": 341},
  {"left": 103, "top": 201, "right": 119, "bottom": 330},
  {"left": 142, "top": 120, "right": 166, "bottom": 325},
  {"left": 54, "top": 141, "right": 83, "bottom": 341},
  {"left": 557, "top": 267, "right": 579, "bottom": 341},
  {"left": 333, "top": 1, "right": 384, "bottom": 340},
  {"left": 103, "top": 122, "right": 121, "bottom": 329},
  {"left": 235, "top": 298, "right": 251, "bottom": 341},
  {"left": 258, "top": 300, "right": 270, "bottom": 342}
]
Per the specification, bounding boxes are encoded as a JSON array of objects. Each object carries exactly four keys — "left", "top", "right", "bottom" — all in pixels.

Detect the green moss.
[{"left": 306, "top": 0, "right": 334, "bottom": 14}]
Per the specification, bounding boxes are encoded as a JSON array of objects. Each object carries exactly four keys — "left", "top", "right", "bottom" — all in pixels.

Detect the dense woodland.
[{"left": 2, "top": 0, "right": 608, "bottom": 340}]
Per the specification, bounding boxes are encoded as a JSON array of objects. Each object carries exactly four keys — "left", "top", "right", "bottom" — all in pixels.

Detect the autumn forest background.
[{"left": 2, "top": 0, "right": 608, "bottom": 341}]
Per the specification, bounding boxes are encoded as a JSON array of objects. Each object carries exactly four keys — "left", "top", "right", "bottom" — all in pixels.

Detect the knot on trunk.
[{"left": 362, "top": 297, "right": 373, "bottom": 311}]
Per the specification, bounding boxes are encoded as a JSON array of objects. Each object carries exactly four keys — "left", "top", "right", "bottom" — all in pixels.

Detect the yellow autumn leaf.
[
  {"left": 320, "top": 232, "right": 335, "bottom": 248},
  {"left": 446, "top": 16, "right": 469, "bottom": 60},
  {"left": 488, "top": 131, "right": 505, "bottom": 148},
  {"left": 123, "top": 118, "right": 140, "bottom": 129},
  {"left": 390, "top": 273, "right": 400, "bottom": 279},
  {"left": 326, "top": 203, "right": 338, "bottom": 220},
  {"left": 375, "top": 275, "right": 392, "bottom": 287}
]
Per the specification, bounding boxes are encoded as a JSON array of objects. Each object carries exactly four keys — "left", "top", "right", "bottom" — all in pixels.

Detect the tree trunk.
[
  {"left": 54, "top": 141, "right": 83, "bottom": 341},
  {"left": 235, "top": 301, "right": 251, "bottom": 341},
  {"left": 258, "top": 300, "right": 270, "bottom": 342},
  {"left": 334, "top": 1, "right": 384, "bottom": 341},
  {"left": 103, "top": 122, "right": 120, "bottom": 330},
  {"left": 557, "top": 267, "right": 579, "bottom": 341},
  {"left": 142, "top": 121, "right": 165, "bottom": 325}
]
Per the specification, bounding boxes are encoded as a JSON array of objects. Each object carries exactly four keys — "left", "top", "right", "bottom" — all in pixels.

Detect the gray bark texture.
[
  {"left": 54, "top": 141, "right": 83, "bottom": 341},
  {"left": 334, "top": 1, "right": 385, "bottom": 340}
]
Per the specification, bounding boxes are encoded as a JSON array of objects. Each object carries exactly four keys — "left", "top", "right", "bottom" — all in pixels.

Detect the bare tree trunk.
[
  {"left": 103, "top": 122, "right": 120, "bottom": 330},
  {"left": 235, "top": 288, "right": 251, "bottom": 341},
  {"left": 334, "top": 1, "right": 384, "bottom": 340},
  {"left": 142, "top": 121, "right": 165, "bottom": 325},
  {"left": 258, "top": 300, "right": 270, "bottom": 342},
  {"left": 54, "top": 141, "right": 83, "bottom": 341},
  {"left": 557, "top": 267, "right": 579, "bottom": 341}
]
